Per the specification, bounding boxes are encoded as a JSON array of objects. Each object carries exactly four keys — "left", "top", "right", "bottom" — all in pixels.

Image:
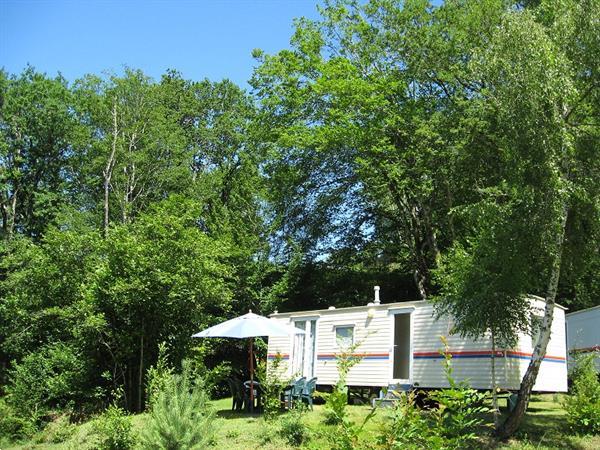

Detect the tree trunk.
[
  {"left": 491, "top": 330, "right": 500, "bottom": 429},
  {"left": 103, "top": 102, "right": 118, "bottom": 237},
  {"left": 7, "top": 187, "right": 17, "bottom": 238},
  {"left": 138, "top": 321, "right": 144, "bottom": 413},
  {"left": 496, "top": 203, "right": 569, "bottom": 439}
]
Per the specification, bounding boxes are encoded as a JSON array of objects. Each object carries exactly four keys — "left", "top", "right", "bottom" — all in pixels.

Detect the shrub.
[
  {"left": 256, "top": 352, "right": 289, "bottom": 420},
  {"left": 429, "top": 337, "right": 490, "bottom": 449},
  {"left": 377, "top": 390, "right": 430, "bottom": 450},
  {"left": 279, "top": 409, "right": 310, "bottom": 447},
  {"left": 6, "top": 343, "right": 95, "bottom": 425},
  {"left": 379, "top": 337, "right": 490, "bottom": 450},
  {"left": 321, "top": 338, "right": 377, "bottom": 449},
  {"left": 0, "top": 398, "right": 36, "bottom": 441},
  {"left": 38, "top": 414, "right": 75, "bottom": 444},
  {"left": 323, "top": 340, "right": 364, "bottom": 425},
  {"left": 564, "top": 352, "right": 600, "bottom": 434},
  {"left": 139, "top": 361, "right": 216, "bottom": 449},
  {"left": 94, "top": 404, "right": 134, "bottom": 450},
  {"left": 145, "top": 342, "right": 174, "bottom": 410}
]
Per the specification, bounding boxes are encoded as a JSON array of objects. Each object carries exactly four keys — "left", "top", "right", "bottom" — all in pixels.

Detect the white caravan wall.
[
  {"left": 567, "top": 306, "right": 600, "bottom": 372},
  {"left": 267, "top": 299, "right": 568, "bottom": 392}
]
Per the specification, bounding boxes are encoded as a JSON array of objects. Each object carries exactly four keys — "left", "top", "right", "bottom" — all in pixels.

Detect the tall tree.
[
  {"left": 0, "top": 68, "right": 81, "bottom": 240},
  {"left": 435, "top": 0, "right": 599, "bottom": 437},
  {"left": 251, "top": 0, "right": 506, "bottom": 299}
]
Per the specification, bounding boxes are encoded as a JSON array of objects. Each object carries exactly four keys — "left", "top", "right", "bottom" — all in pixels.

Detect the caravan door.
[
  {"left": 389, "top": 308, "right": 413, "bottom": 383},
  {"left": 291, "top": 318, "right": 317, "bottom": 378}
]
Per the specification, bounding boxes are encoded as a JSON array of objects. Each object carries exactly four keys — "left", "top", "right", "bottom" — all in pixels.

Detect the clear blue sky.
[{"left": 1, "top": 0, "right": 322, "bottom": 88}]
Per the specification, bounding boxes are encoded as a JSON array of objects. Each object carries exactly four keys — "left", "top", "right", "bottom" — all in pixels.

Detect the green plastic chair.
[
  {"left": 300, "top": 377, "right": 317, "bottom": 410},
  {"left": 226, "top": 376, "right": 245, "bottom": 411},
  {"left": 283, "top": 377, "right": 306, "bottom": 408}
]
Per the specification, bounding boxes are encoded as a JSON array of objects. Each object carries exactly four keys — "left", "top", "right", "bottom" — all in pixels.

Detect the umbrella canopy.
[
  {"left": 192, "top": 311, "right": 304, "bottom": 339},
  {"left": 191, "top": 310, "right": 304, "bottom": 413}
]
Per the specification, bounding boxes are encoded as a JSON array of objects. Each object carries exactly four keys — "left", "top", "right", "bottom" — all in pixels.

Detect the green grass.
[{"left": 2, "top": 395, "right": 598, "bottom": 449}]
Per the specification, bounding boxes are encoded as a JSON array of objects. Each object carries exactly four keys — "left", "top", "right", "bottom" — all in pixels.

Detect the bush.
[
  {"left": 94, "top": 404, "right": 134, "bottom": 450},
  {"left": 279, "top": 409, "right": 310, "bottom": 447},
  {"left": 38, "top": 413, "right": 75, "bottom": 444},
  {"left": 321, "top": 338, "right": 377, "bottom": 449},
  {"left": 428, "top": 338, "right": 490, "bottom": 449},
  {"left": 140, "top": 361, "right": 215, "bottom": 449},
  {"left": 564, "top": 352, "right": 600, "bottom": 434},
  {"left": 323, "top": 340, "right": 364, "bottom": 425},
  {"left": 145, "top": 342, "right": 174, "bottom": 410},
  {"left": 378, "top": 337, "right": 490, "bottom": 450},
  {"left": 377, "top": 390, "right": 430, "bottom": 450},
  {"left": 0, "top": 398, "right": 36, "bottom": 442},
  {"left": 6, "top": 343, "right": 96, "bottom": 425},
  {"left": 256, "top": 352, "right": 289, "bottom": 420}
]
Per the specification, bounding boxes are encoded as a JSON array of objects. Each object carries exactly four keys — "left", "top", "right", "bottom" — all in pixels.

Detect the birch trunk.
[
  {"left": 496, "top": 203, "right": 569, "bottom": 439},
  {"left": 103, "top": 102, "right": 118, "bottom": 237},
  {"left": 491, "top": 330, "right": 500, "bottom": 429}
]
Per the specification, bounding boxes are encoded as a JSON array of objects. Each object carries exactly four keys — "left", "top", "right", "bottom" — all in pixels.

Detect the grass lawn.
[{"left": 2, "top": 394, "right": 598, "bottom": 449}]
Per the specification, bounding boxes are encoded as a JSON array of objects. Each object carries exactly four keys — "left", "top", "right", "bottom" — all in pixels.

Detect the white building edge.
[
  {"left": 267, "top": 288, "right": 568, "bottom": 393},
  {"left": 566, "top": 304, "right": 600, "bottom": 372}
]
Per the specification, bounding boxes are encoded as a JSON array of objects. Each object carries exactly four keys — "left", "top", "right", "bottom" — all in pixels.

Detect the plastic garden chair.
[
  {"left": 300, "top": 377, "right": 317, "bottom": 410},
  {"left": 226, "top": 377, "right": 245, "bottom": 411},
  {"left": 244, "top": 380, "right": 261, "bottom": 412},
  {"left": 290, "top": 377, "right": 307, "bottom": 408},
  {"left": 283, "top": 377, "right": 306, "bottom": 409}
]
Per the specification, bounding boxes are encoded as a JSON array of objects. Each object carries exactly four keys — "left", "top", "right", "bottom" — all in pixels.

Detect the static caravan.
[
  {"left": 566, "top": 305, "right": 600, "bottom": 372},
  {"left": 267, "top": 289, "right": 568, "bottom": 393}
]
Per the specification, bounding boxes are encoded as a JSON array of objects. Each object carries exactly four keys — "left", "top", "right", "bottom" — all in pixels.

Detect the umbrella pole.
[{"left": 249, "top": 337, "right": 254, "bottom": 412}]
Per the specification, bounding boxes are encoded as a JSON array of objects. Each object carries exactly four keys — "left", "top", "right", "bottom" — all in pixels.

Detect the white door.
[{"left": 291, "top": 319, "right": 317, "bottom": 378}]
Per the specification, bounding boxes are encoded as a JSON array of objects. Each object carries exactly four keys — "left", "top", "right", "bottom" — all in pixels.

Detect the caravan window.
[{"left": 335, "top": 325, "right": 354, "bottom": 348}]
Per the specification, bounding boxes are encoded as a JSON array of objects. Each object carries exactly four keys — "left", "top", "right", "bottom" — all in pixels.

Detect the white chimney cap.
[
  {"left": 374, "top": 286, "right": 381, "bottom": 304},
  {"left": 328, "top": 306, "right": 336, "bottom": 310}
]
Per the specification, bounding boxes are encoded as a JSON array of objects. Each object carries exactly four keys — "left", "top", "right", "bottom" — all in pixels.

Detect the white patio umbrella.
[{"left": 192, "top": 310, "right": 304, "bottom": 411}]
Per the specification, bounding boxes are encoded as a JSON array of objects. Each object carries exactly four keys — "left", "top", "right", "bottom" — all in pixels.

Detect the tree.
[
  {"left": 251, "top": 0, "right": 506, "bottom": 299},
  {"left": 435, "top": 0, "right": 599, "bottom": 437},
  {"left": 0, "top": 67, "right": 81, "bottom": 240},
  {"left": 73, "top": 69, "right": 190, "bottom": 234}
]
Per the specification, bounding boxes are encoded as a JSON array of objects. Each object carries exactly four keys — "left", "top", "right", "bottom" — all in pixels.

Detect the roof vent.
[{"left": 374, "top": 286, "right": 381, "bottom": 305}]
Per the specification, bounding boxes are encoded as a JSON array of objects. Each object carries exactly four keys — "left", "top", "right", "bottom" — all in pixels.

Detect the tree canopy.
[{"left": 0, "top": 0, "right": 598, "bottom": 437}]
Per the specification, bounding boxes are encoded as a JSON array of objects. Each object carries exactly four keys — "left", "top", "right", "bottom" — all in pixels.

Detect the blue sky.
[{"left": 1, "top": 0, "right": 322, "bottom": 88}]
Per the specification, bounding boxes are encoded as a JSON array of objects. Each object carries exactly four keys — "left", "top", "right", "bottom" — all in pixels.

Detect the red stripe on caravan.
[
  {"left": 317, "top": 353, "right": 390, "bottom": 358},
  {"left": 413, "top": 350, "right": 566, "bottom": 361}
]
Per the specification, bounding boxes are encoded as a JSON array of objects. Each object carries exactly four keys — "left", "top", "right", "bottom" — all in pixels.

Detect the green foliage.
[
  {"left": 256, "top": 351, "right": 288, "bottom": 421},
  {"left": 320, "top": 338, "right": 377, "bottom": 449},
  {"left": 139, "top": 362, "right": 216, "bottom": 450},
  {"left": 6, "top": 342, "right": 96, "bottom": 424},
  {"left": 38, "top": 414, "right": 76, "bottom": 444},
  {"left": 94, "top": 404, "right": 134, "bottom": 450},
  {"left": 278, "top": 408, "right": 310, "bottom": 447},
  {"left": 564, "top": 352, "right": 600, "bottom": 434},
  {"left": 378, "top": 338, "right": 490, "bottom": 450},
  {"left": 429, "top": 337, "right": 491, "bottom": 448},
  {"left": 0, "top": 398, "right": 36, "bottom": 441},
  {"left": 323, "top": 339, "right": 364, "bottom": 425},
  {"left": 145, "top": 342, "right": 174, "bottom": 410},
  {"left": 333, "top": 407, "right": 377, "bottom": 450},
  {"left": 377, "top": 391, "right": 430, "bottom": 450}
]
